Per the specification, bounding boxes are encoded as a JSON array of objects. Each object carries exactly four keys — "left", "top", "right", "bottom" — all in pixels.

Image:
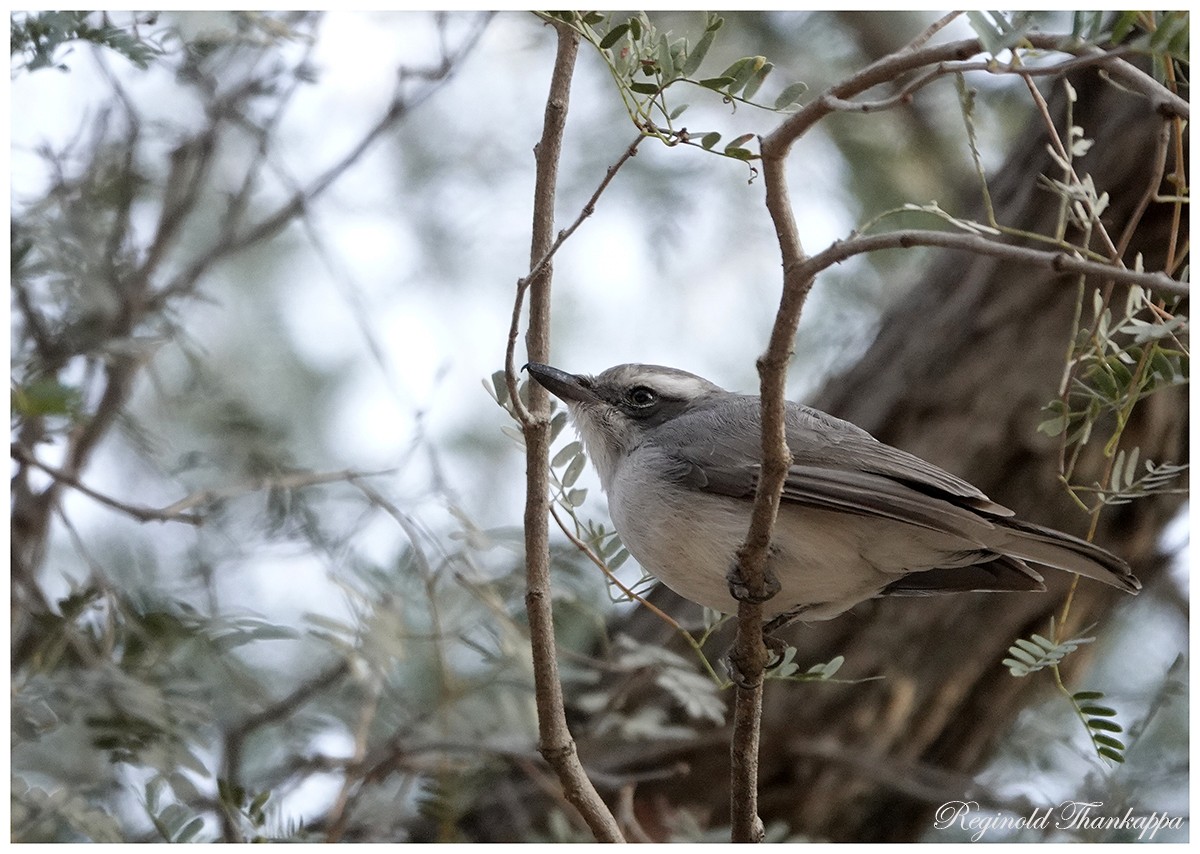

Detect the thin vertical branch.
[
  {"left": 512, "top": 19, "right": 624, "bottom": 843},
  {"left": 725, "top": 129, "right": 817, "bottom": 841}
]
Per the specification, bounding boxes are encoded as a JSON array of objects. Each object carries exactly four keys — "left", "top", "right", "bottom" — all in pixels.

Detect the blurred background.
[{"left": 10, "top": 10, "right": 1188, "bottom": 842}]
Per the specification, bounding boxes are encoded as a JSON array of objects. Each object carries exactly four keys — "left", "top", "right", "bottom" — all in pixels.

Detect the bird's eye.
[{"left": 627, "top": 386, "right": 658, "bottom": 408}]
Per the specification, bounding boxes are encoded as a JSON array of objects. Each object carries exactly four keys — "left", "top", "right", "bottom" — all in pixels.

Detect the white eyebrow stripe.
[
  {"left": 645, "top": 374, "right": 717, "bottom": 398},
  {"left": 597, "top": 364, "right": 726, "bottom": 399}
]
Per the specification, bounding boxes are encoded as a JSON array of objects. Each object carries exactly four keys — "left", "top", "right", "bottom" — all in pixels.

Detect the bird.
[{"left": 524, "top": 361, "right": 1138, "bottom": 631}]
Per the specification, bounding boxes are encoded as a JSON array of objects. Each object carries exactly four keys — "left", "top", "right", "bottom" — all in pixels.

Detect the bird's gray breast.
[{"left": 606, "top": 442, "right": 753, "bottom": 614}]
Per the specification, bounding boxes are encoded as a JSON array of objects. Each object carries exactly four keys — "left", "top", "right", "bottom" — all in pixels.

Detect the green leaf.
[
  {"left": 742, "top": 61, "right": 773, "bottom": 100},
  {"left": 500, "top": 425, "right": 525, "bottom": 447},
  {"left": 1087, "top": 718, "right": 1123, "bottom": 733},
  {"left": 1092, "top": 733, "right": 1126, "bottom": 750},
  {"left": 655, "top": 33, "right": 675, "bottom": 79},
  {"left": 966, "top": 10, "right": 1025, "bottom": 54},
  {"left": 248, "top": 790, "right": 271, "bottom": 824},
  {"left": 718, "top": 56, "right": 755, "bottom": 92},
  {"left": 1072, "top": 690, "right": 1104, "bottom": 701},
  {"left": 12, "top": 378, "right": 82, "bottom": 418},
  {"left": 630, "top": 81, "right": 660, "bottom": 95},
  {"left": 608, "top": 548, "right": 630, "bottom": 570},
  {"left": 1037, "top": 413, "right": 1069, "bottom": 437},
  {"left": 598, "top": 534, "right": 620, "bottom": 558},
  {"left": 628, "top": 15, "right": 642, "bottom": 40},
  {"left": 698, "top": 76, "right": 735, "bottom": 91},
  {"left": 1008, "top": 642, "right": 1036, "bottom": 662},
  {"left": 821, "top": 655, "right": 844, "bottom": 677},
  {"left": 728, "top": 55, "right": 766, "bottom": 95},
  {"left": 599, "top": 22, "right": 629, "bottom": 50},
  {"left": 566, "top": 488, "right": 587, "bottom": 507},
  {"left": 668, "top": 103, "right": 688, "bottom": 120},
  {"left": 724, "top": 147, "right": 753, "bottom": 161},
  {"left": 773, "top": 81, "right": 808, "bottom": 110},
  {"left": 1005, "top": 647, "right": 1038, "bottom": 667},
  {"left": 682, "top": 28, "right": 715, "bottom": 77},
  {"left": 175, "top": 817, "right": 205, "bottom": 843},
  {"left": 1079, "top": 704, "right": 1117, "bottom": 717},
  {"left": 1014, "top": 637, "right": 1047, "bottom": 656},
  {"left": 549, "top": 410, "right": 569, "bottom": 441},
  {"left": 700, "top": 131, "right": 721, "bottom": 150},
  {"left": 1070, "top": 11, "right": 1102, "bottom": 41},
  {"left": 490, "top": 370, "right": 509, "bottom": 406},
  {"left": 562, "top": 453, "right": 586, "bottom": 487},
  {"left": 1098, "top": 746, "right": 1126, "bottom": 763},
  {"left": 551, "top": 441, "right": 582, "bottom": 468}
]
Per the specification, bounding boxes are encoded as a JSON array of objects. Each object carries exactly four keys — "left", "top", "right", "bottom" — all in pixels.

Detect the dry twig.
[{"left": 509, "top": 20, "right": 624, "bottom": 842}]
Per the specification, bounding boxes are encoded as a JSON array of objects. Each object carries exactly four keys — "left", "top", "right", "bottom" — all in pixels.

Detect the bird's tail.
[{"left": 996, "top": 518, "right": 1140, "bottom": 593}]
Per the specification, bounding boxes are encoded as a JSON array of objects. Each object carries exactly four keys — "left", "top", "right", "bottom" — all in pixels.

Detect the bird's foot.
[
  {"left": 763, "top": 633, "right": 791, "bottom": 670},
  {"left": 722, "top": 630, "right": 791, "bottom": 689},
  {"left": 726, "top": 562, "right": 781, "bottom": 605},
  {"left": 723, "top": 646, "right": 763, "bottom": 691},
  {"left": 763, "top": 606, "right": 806, "bottom": 637}
]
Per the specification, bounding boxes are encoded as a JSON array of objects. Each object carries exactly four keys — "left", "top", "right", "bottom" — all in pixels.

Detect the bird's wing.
[
  {"left": 784, "top": 404, "right": 1014, "bottom": 516},
  {"left": 660, "top": 396, "right": 1011, "bottom": 536},
  {"left": 656, "top": 398, "right": 1136, "bottom": 592},
  {"left": 879, "top": 555, "right": 1045, "bottom": 594},
  {"left": 672, "top": 455, "right": 999, "bottom": 541}
]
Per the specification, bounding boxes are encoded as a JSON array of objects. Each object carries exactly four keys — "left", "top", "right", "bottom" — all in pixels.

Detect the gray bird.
[{"left": 525, "top": 362, "right": 1138, "bottom": 629}]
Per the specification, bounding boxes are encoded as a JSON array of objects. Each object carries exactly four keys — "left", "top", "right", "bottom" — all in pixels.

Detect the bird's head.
[{"left": 524, "top": 362, "right": 725, "bottom": 487}]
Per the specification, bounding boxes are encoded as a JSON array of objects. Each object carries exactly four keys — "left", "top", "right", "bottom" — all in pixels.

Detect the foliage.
[
  {"left": 1003, "top": 628, "right": 1095, "bottom": 677},
  {"left": 542, "top": 10, "right": 806, "bottom": 170},
  {"left": 11, "top": 11, "right": 165, "bottom": 72}
]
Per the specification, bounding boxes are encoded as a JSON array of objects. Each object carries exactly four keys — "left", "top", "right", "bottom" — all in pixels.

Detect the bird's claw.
[
  {"left": 726, "top": 563, "right": 782, "bottom": 604},
  {"left": 763, "top": 633, "right": 790, "bottom": 670},
  {"left": 723, "top": 648, "right": 762, "bottom": 691},
  {"left": 723, "top": 631, "right": 791, "bottom": 689}
]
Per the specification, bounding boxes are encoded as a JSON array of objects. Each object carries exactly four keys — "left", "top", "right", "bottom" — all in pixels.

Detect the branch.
[
  {"left": 505, "top": 134, "right": 644, "bottom": 422},
  {"left": 763, "top": 34, "right": 1189, "bottom": 159},
  {"left": 158, "top": 467, "right": 398, "bottom": 518},
  {"left": 803, "top": 229, "right": 1187, "bottom": 298},
  {"left": 150, "top": 14, "right": 491, "bottom": 309},
  {"left": 11, "top": 444, "right": 395, "bottom": 526},
  {"left": 823, "top": 45, "right": 1141, "bottom": 115},
  {"left": 512, "top": 19, "right": 624, "bottom": 842},
  {"left": 11, "top": 442, "right": 202, "bottom": 525},
  {"left": 220, "top": 660, "right": 352, "bottom": 841}
]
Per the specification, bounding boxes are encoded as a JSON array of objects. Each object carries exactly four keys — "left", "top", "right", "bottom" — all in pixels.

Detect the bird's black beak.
[{"left": 524, "top": 363, "right": 600, "bottom": 404}]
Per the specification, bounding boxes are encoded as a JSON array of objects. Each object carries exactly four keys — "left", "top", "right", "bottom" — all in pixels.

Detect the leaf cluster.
[
  {"left": 1004, "top": 627, "right": 1133, "bottom": 765},
  {"left": 571, "top": 635, "right": 727, "bottom": 739},
  {"left": 965, "top": 11, "right": 1189, "bottom": 80},
  {"left": 1039, "top": 284, "right": 1189, "bottom": 509},
  {"left": 1068, "top": 690, "right": 1127, "bottom": 765},
  {"left": 1071, "top": 11, "right": 1189, "bottom": 82},
  {"left": 11, "top": 11, "right": 164, "bottom": 73},
  {"left": 1003, "top": 630, "right": 1094, "bottom": 678},
  {"left": 542, "top": 11, "right": 805, "bottom": 165}
]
